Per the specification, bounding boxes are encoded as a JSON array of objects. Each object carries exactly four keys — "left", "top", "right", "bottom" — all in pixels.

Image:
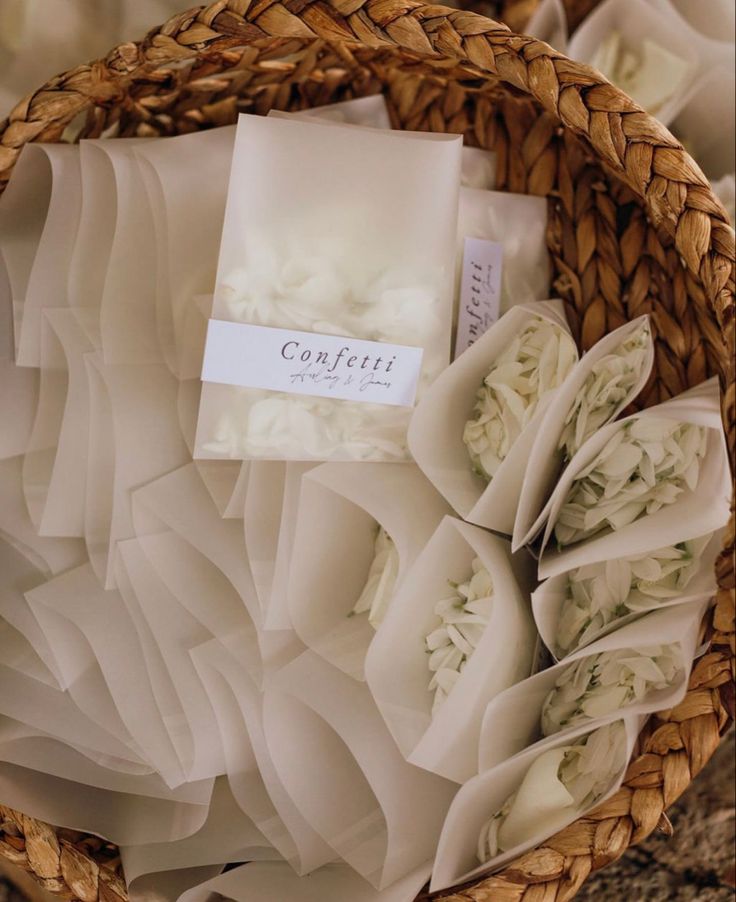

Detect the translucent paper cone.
[
  {"left": 0, "top": 455, "right": 86, "bottom": 576},
  {"left": 567, "top": 0, "right": 701, "bottom": 127},
  {"left": 513, "top": 315, "right": 654, "bottom": 550},
  {"left": 477, "top": 600, "right": 706, "bottom": 770},
  {"left": 244, "top": 461, "right": 287, "bottom": 612},
  {"left": 532, "top": 529, "right": 722, "bottom": 658},
  {"left": 456, "top": 188, "right": 550, "bottom": 319},
  {"left": 83, "top": 352, "right": 189, "bottom": 588},
  {"left": 408, "top": 300, "right": 576, "bottom": 535},
  {"left": 525, "top": 0, "right": 568, "bottom": 51},
  {"left": 287, "top": 463, "right": 451, "bottom": 680},
  {"left": 263, "top": 651, "right": 457, "bottom": 889},
  {"left": 365, "top": 517, "right": 537, "bottom": 784},
  {"left": 0, "top": 253, "right": 38, "bottom": 461},
  {"left": 537, "top": 378, "right": 731, "bottom": 579},
  {"left": 189, "top": 640, "right": 334, "bottom": 873},
  {"left": 0, "top": 143, "right": 80, "bottom": 366},
  {"left": 670, "top": 66, "right": 735, "bottom": 181},
  {"left": 195, "top": 113, "right": 462, "bottom": 462},
  {"left": 430, "top": 715, "right": 641, "bottom": 891},
  {"left": 177, "top": 861, "right": 432, "bottom": 902},
  {"left": 133, "top": 129, "right": 235, "bottom": 377},
  {"left": 298, "top": 95, "right": 392, "bottom": 129},
  {"left": 121, "top": 778, "right": 277, "bottom": 893},
  {"left": 0, "top": 760, "right": 213, "bottom": 846}
]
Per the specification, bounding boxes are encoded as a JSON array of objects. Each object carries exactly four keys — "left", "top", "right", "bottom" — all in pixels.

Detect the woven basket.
[{"left": 0, "top": 1, "right": 734, "bottom": 900}]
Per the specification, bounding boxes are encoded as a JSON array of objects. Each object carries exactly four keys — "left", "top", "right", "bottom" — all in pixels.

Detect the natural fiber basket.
[{"left": 0, "top": 2, "right": 733, "bottom": 900}]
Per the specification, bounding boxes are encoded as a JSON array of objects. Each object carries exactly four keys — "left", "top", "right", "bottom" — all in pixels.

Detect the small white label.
[
  {"left": 201, "top": 321, "right": 424, "bottom": 407},
  {"left": 454, "top": 237, "right": 503, "bottom": 357}
]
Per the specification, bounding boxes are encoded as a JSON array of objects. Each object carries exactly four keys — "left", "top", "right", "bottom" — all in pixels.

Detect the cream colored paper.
[
  {"left": 133, "top": 128, "right": 234, "bottom": 377},
  {"left": 365, "top": 517, "right": 536, "bottom": 784},
  {"left": 0, "top": 252, "right": 38, "bottom": 460},
  {"left": 567, "top": 0, "right": 701, "bottom": 126},
  {"left": 408, "top": 300, "right": 575, "bottom": 535},
  {"left": 189, "top": 640, "right": 334, "bottom": 873},
  {"left": 0, "top": 760, "right": 213, "bottom": 845},
  {"left": 195, "top": 113, "right": 462, "bottom": 461},
  {"left": 244, "top": 461, "right": 287, "bottom": 612},
  {"left": 477, "top": 601, "right": 706, "bottom": 770},
  {"left": 537, "top": 378, "right": 731, "bottom": 579},
  {"left": 288, "top": 463, "right": 451, "bottom": 680},
  {"left": 299, "top": 95, "right": 392, "bottom": 129},
  {"left": 0, "top": 143, "right": 80, "bottom": 366},
  {"left": 430, "top": 715, "right": 641, "bottom": 890},
  {"left": 513, "top": 315, "right": 654, "bottom": 550},
  {"left": 264, "top": 650, "right": 456, "bottom": 888},
  {"left": 456, "top": 188, "right": 550, "bottom": 320},
  {"left": 532, "top": 530, "right": 721, "bottom": 658},
  {"left": 177, "top": 861, "right": 432, "bottom": 902}
]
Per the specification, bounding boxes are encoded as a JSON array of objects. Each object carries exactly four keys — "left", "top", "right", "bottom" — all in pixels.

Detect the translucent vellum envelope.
[
  {"left": 263, "top": 651, "right": 457, "bottom": 889},
  {"left": 83, "top": 352, "right": 189, "bottom": 588},
  {"left": 24, "top": 562, "right": 188, "bottom": 789},
  {"left": 134, "top": 128, "right": 235, "bottom": 376},
  {"left": 566, "top": 0, "right": 701, "bottom": 127},
  {"left": 177, "top": 861, "right": 432, "bottom": 902},
  {"left": 365, "top": 517, "right": 536, "bottom": 784},
  {"left": 430, "top": 715, "right": 641, "bottom": 891},
  {"left": 0, "top": 252, "right": 38, "bottom": 460},
  {"left": 195, "top": 113, "right": 462, "bottom": 462},
  {"left": 244, "top": 461, "right": 287, "bottom": 612},
  {"left": 0, "top": 455, "right": 86, "bottom": 576},
  {"left": 645, "top": 0, "right": 735, "bottom": 65},
  {"left": 195, "top": 460, "right": 250, "bottom": 519},
  {"left": 287, "top": 462, "right": 451, "bottom": 680},
  {"left": 537, "top": 378, "right": 731, "bottom": 579},
  {"left": 532, "top": 529, "right": 722, "bottom": 658},
  {"left": 456, "top": 187, "right": 550, "bottom": 318},
  {"left": 121, "top": 777, "right": 277, "bottom": 893},
  {"left": 0, "top": 143, "right": 80, "bottom": 366},
  {"left": 408, "top": 300, "right": 576, "bottom": 535},
  {"left": 0, "top": 760, "right": 213, "bottom": 846},
  {"left": 477, "top": 601, "right": 706, "bottom": 770},
  {"left": 189, "top": 640, "right": 334, "bottom": 873},
  {"left": 513, "top": 315, "right": 654, "bottom": 550},
  {"left": 525, "top": 0, "right": 568, "bottom": 51}
]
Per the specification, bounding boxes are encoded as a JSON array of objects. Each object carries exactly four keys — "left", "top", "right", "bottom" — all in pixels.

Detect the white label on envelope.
[
  {"left": 202, "top": 320, "right": 424, "bottom": 407},
  {"left": 454, "top": 237, "right": 503, "bottom": 357}
]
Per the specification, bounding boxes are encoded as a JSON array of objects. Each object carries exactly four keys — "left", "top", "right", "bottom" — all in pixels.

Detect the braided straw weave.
[{"left": 0, "top": 1, "right": 733, "bottom": 899}]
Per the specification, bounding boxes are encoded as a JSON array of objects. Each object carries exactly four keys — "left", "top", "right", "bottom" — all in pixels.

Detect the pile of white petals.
[
  {"left": 590, "top": 31, "right": 691, "bottom": 115},
  {"left": 541, "top": 644, "right": 682, "bottom": 735},
  {"left": 206, "top": 390, "right": 409, "bottom": 461},
  {"left": 350, "top": 526, "right": 400, "bottom": 629},
  {"left": 425, "top": 557, "right": 493, "bottom": 714},
  {"left": 210, "top": 245, "right": 446, "bottom": 460},
  {"left": 554, "top": 418, "right": 708, "bottom": 547},
  {"left": 555, "top": 537, "right": 710, "bottom": 655},
  {"left": 558, "top": 320, "right": 651, "bottom": 460},
  {"left": 477, "top": 722, "right": 627, "bottom": 861},
  {"left": 463, "top": 317, "right": 578, "bottom": 480}
]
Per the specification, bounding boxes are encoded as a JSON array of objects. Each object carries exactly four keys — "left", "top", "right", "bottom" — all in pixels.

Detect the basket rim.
[{"left": 0, "top": 2, "right": 733, "bottom": 901}]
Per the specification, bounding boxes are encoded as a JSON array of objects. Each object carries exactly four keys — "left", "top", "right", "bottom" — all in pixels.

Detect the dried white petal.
[{"left": 350, "top": 526, "right": 400, "bottom": 629}]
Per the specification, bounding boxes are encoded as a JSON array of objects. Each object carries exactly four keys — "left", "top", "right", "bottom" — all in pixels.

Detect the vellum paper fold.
[
  {"left": 532, "top": 529, "right": 722, "bottom": 658},
  {"left": 513, "top": 315, "right": 654, "bottom": 550},
  {"left": 537, "top": 377, "right": 731, "bottom": 579},
  {"left": 408, "top": 300, "right": 576, "bottom": 534},
  {"left": 430, "top": 715, "right": 641, "bottom": 890},
  {"left": 477, "top": 601, "right": 706, "bottom": 770},
  {"left": 287, "top": 463, "right": 451, "bottom": 679},
  {"left": 365, "top": 517, "right": 537, "bottom": 784},
  {"left": 263, "top": 651, "right": 457, "bottom": 889}
]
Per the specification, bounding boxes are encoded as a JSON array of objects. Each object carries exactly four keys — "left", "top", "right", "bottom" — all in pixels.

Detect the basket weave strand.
[{"left": 0, "top": 2, "right": 733, "bottom": 900}]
